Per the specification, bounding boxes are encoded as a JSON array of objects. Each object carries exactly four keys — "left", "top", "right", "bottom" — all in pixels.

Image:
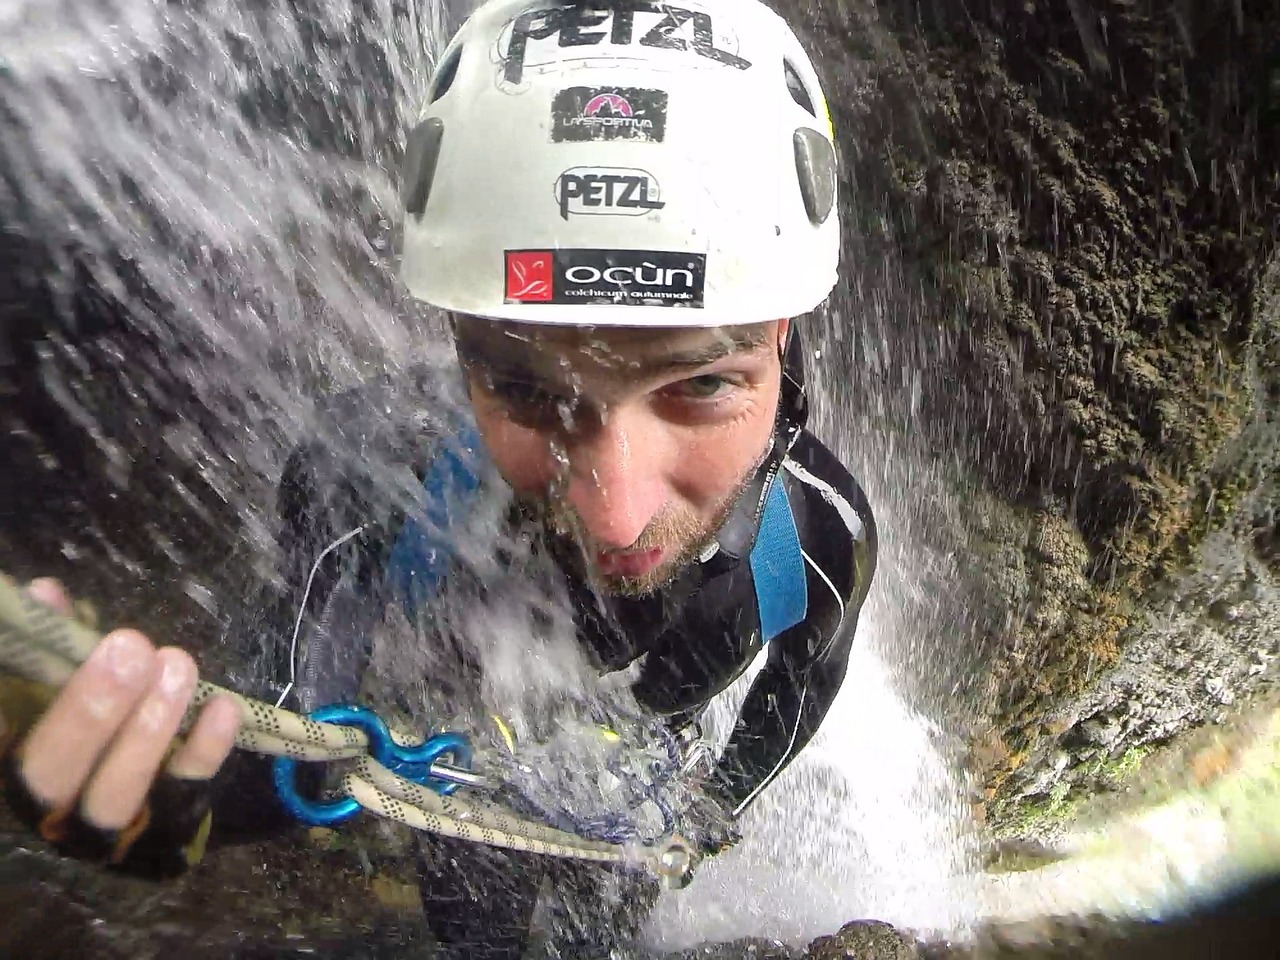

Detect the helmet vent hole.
[
  {"left": 429, "top": 46, "right": 462, "bottom": 104},
  {"left": 784, "top": 59, "right": 816, "bottom": 117},
  {"left": 403, "top": 118, "right": 445, "bottom": 218}
]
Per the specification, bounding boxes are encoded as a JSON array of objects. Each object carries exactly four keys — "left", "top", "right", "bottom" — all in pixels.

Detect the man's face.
[{"left": 455, "top": 317, "right": 789, "bottom": 597}]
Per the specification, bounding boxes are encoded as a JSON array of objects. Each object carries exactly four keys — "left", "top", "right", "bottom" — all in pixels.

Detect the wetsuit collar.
[{"left": 702, "top": 325, "right": 810, "bottom": 566}]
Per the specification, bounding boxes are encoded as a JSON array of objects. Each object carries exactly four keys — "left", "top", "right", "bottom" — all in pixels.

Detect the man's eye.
[
  {"left": 489, "top": 377, "right": 556, "bottom": 408},
  {"left": 671, "top": 374, "right": 734, "bottom": 399}
]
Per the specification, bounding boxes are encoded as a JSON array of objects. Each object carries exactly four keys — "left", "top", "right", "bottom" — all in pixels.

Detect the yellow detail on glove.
[
  {"left": 490, "top": 714, "right": 517, "bottom": 754},
  {"left": 181, "top": 808, "right": 214, "bottom": 868}
]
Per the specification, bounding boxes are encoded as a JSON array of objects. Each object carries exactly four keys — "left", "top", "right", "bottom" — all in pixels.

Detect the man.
[{"left": 2, "top": 0, "right": 876, "bottom": 955}]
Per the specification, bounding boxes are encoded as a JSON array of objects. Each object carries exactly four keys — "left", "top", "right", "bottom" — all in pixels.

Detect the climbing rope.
[
  {"left": 493, "top": 717, "right": 683, "bottom": 845},
  {"left": 0, "top": 573, "right": 696, "bottom": 885}
]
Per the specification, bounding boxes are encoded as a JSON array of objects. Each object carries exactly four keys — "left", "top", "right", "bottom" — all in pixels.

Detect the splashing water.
[
  {"left": 0, "top": 0, "right": 980, "bottom": 951},
  {"left": 642, "top": 305, "right": 990, "bottom": 945},
  {"left": 645, "top": 619, "right": 978, "bottom": 950},
  {"left": 2, "top": 0, "right": 454, "bottom": 587}
]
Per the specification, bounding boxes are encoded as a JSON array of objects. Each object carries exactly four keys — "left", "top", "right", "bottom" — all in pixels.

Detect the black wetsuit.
[{"left": 213, "top": 330, "right": 877, "bottom": 957}]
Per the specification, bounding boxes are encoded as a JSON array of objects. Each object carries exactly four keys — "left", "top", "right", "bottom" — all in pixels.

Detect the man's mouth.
[{"left": 594, "top": 546, "right": 668, "bottom": 578}]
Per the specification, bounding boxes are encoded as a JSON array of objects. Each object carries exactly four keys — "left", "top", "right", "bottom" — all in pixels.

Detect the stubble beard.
[{"left": 525, "top": 470, "right": 758, "bottom": 599}]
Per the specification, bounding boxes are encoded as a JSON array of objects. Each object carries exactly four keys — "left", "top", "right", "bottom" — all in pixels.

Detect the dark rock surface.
[{"left": 786, "top": 0, "right": 1280, "bottom": 815}]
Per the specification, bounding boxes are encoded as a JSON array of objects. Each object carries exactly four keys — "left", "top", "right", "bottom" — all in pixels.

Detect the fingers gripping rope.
[{"left": 0, "top": 573, "right": 696, "bottom": 884}]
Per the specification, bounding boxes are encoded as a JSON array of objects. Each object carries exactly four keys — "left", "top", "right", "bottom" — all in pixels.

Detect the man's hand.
[{"left": 3, "top": 578, "right": 241, "bottom": 847}]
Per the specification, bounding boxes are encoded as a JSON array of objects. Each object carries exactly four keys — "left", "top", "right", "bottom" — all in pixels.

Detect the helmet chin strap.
[{"left": 777, "top": 321, "right": 809, "bottom": 453}]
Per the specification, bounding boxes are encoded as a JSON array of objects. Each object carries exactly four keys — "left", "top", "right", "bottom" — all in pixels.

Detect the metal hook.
[{"left": 272, "top": 703, "right": 478, "bottom": 827}]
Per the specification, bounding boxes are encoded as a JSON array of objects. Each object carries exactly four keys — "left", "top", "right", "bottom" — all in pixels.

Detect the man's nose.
[{"left": 562, "top": 408, "right": 666, "bottom": 550}]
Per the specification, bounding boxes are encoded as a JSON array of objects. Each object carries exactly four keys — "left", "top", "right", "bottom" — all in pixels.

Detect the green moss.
[
  {"left": 1099, "top": 744, "right": 1152, "bottom": 785},
  {"left": 1071, "top": 716, "right": 1280, "bottom": 877},
  {"left": 983, "top": 840, "right": 1072, "bottom": 875},
  {"left": 993, "top": 742, "right": 1156, "bottom": 834},
  {"left": 993, "top": 778, "right": 1087, "bottom": 837},
  {"left": 824, "top": 0, "right": 1278, "bottom": 819}
]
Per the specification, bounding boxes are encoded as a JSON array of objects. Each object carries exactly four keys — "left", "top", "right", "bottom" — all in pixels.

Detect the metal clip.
[
  {"left": 676, "top": 720, "right": 714, "bottom": 780},
  {"left": 652, "top": 835, "right": 698, "bottom": 890},
  {"left": 273, "top": 703, "right": 475, "bottom": 826}
]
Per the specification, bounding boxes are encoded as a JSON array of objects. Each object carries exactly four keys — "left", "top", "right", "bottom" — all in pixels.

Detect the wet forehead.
[{"left": 454, "top": 317, "right": 770, "bottom": 380}]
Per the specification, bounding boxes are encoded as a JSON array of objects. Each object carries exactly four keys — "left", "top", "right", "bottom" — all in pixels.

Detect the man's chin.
[
  {"left": 591, "top": 554, "right": 693, "bottom": 599},
  {"left": 597, "top": 572, "right": 669, "bottom": 599}
]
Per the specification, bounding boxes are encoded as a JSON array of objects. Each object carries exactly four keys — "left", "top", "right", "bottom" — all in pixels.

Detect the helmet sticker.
[
  {"left": 505, "top": 251, "right": 554, "bottom": 302},
  {"left": 554, "top": 167, "right": 665, "bottom": 219},
  {"left": 550, "top": 86, "right": 668, "bottom": 143},
  {"left": 505, "top": 249, "right": 706, "bottom": 307},
  {"left": 499, "top": 3, "right": 750, "bottom": 87}
]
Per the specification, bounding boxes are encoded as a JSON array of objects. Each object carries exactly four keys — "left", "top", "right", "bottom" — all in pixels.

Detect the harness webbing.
[{"left": 749, "top": 474, "right": 808, "bottom": 643}]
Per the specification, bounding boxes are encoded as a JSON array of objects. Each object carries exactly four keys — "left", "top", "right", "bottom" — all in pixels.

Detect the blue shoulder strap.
[
  {"left": 385, "top": 425, "right": 484, "bottom": 619},
  {"left": 749, "top": 475, "right": 809, "bottom": 644}
]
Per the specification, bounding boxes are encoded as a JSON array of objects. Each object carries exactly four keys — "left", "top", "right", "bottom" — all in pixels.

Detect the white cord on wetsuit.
[{"left": 276, "top": 524, "right": 368, "bottom": 708}]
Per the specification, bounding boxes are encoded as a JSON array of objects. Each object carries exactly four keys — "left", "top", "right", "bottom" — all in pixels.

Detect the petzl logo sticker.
[
  {"left": 505, "top": 251, "right": 553, "bottom": 301},
  {"left": 555, "top": 167, "right": 664, "bottom": 219},
  {"left": 498, "top": 4, "right": 751, "bottom": 87},
  {"left": 550, "top": 86, "right": 668, "bottom": 143},
  {"left": 504, "top": 249, "right": 705, "bottom": 308}
]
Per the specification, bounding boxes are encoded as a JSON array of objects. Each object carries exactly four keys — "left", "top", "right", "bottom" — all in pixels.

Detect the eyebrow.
[
  {"left": 649, "top": 328, "right": 768, "bottom": 370},
  {"left": 458, "top": 326, "right": 769, "bottom": 383}
]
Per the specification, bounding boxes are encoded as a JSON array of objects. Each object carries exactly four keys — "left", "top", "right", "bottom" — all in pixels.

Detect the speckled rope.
[{"left": 0, "top": 573, "right": 689, "bottom": 874}]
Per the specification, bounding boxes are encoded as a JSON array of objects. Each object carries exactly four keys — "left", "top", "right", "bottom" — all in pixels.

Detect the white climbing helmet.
[{"left": 399, "top": 0, "right": 840, "bottom": 327}]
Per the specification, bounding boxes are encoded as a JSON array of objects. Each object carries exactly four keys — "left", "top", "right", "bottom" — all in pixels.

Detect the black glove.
[
  {"left": 679, "top": 781, "right": 742, "bottom": 858},
  {"left": 0, "top": 674, "right": 215, "bottom": 882}
]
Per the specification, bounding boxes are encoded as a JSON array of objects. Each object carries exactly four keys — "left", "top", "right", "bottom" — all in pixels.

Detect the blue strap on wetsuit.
[
  {"left": 749, "top": 475, "right": 808, "bottom": 644},
  {"left": 385, "top": 425, "right": 484, "bottom": 619}
]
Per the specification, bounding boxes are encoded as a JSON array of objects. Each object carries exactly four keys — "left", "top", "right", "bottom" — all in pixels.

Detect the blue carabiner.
[
  {"left": 379, "top": 729, "right": 473, "bottom": 797},
  {"left": 272, "top": 704, "right": 475, "bottom": 827}
]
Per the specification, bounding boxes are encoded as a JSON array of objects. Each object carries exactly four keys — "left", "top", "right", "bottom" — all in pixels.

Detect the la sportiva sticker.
[
  {"left": 499, "top": 2, "right": 751, "bottom": 87},
  {"left": 550, "top": 86, "right": 668, "bottom": 143},
  {"left": 505, "top": 249, "right": 706, "bottom": 307}
]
